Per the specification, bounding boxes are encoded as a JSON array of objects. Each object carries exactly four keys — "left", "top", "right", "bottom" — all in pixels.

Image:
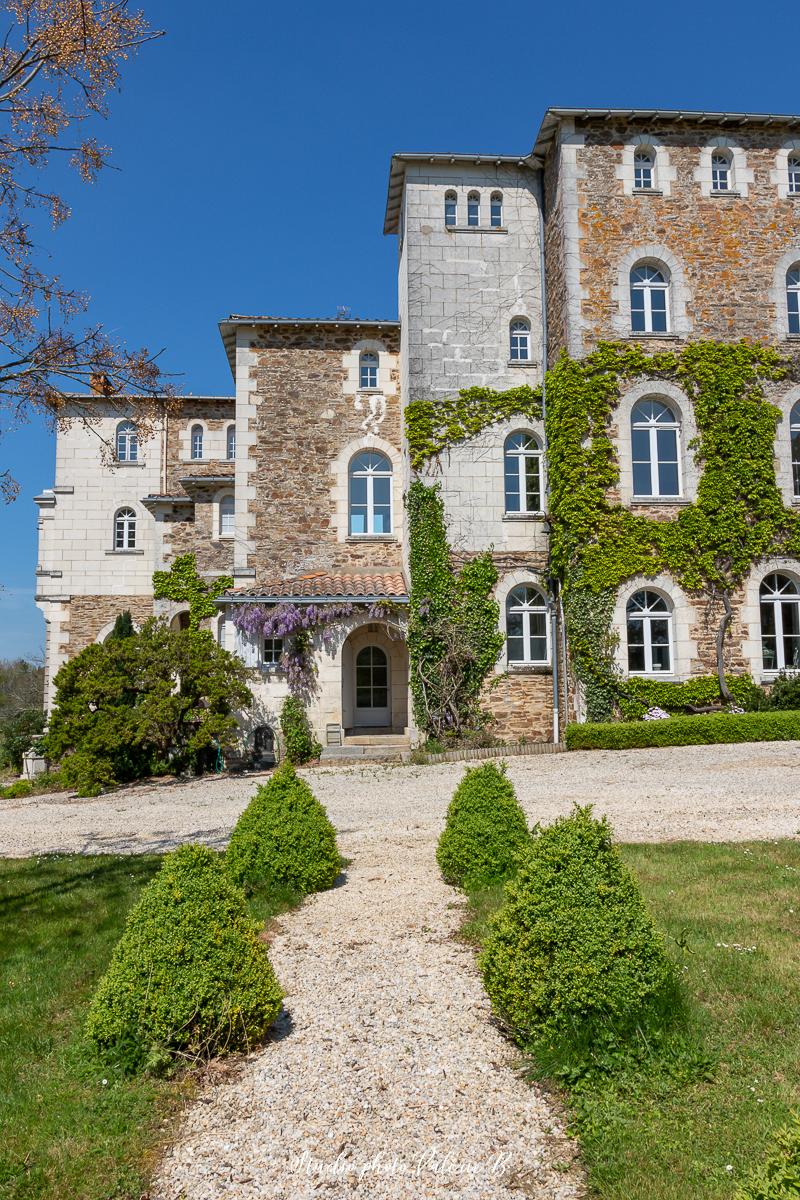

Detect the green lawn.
[
  {"left": 0, "top": 853, "right": 298, "bottom": 1200},
  {"left": 465, "top": 840, "right": 800, "bottom": 1199}
]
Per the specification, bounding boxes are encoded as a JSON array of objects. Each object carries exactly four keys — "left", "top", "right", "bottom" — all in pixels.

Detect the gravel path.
[
  {"left": 153, "top": 825, "right": 583, "bottom": 1200},
  {"left": 3, "top": 741, "right": 800, "bottom": 858}
]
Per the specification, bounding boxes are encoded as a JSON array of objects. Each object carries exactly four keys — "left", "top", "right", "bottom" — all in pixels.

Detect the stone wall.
[
  {"left": 481, "top": 671, "right": 555, "bottom": 742},
  {"left": 60, "top": 594, "right": 155, "bottom": 656}
]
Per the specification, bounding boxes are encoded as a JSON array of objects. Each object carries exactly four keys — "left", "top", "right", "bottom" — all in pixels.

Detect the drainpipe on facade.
[{"left": 536, "top": 170, "right": 560, "bottom": 745}]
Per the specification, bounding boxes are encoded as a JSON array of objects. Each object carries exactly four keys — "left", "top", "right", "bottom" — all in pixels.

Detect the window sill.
[
  {"left": 627, "top": 332, "right": 681, "bottom": 340},
  {"left": 627, "top": 672, "right": 679, "bottom": 681},
  {"left": 105, "top": 549, "right": 144, "bottom": 556},
  {"left": 785, "top": 334, "right": 800, "bottom": 341},
  {"left": 113, "top": 461, "right": 146, "bottom": 468},
  {"left": 503, "top": 512, "right": 546, "bottom": 521},
  {"left": 630, "top": 496, "right": 690, "bottom": 506},
  {"left": 346, "top": 534, "right": 397, "bottom": 543},
  {"left": 445, "top": 225, "right": 508, "bottom": 234},
  {"left": 258, "top": 665, "right": 286, "bottom": 676},
  {"left": 632, "top": 188, "right": 663, "bottom": 196},
  {"left": 507, "top": 359, "right": 536, "bottom": 368},
  {"left": 710, "top": 189, "right": 741, "bottom": 197},
  {"left": 506, "top": 663, "right": 552, "bottom": 675},
  {"left": 213, "top": 536, "right": 235, "bottom": 543},
  {"left": 357, "top": 387, "right": 383, "bottom": 395}
]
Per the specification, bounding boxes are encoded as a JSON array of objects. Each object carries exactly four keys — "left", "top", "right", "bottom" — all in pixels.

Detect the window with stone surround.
[
  {"left": 444, "top": 190, "right": 457, "bottom": 228},
  {"left": 633, "top": 147, "right": 656, "bottom": 190},
  {"left": 509, "top": 318, "right": 531, "bottom": 362},
  {"left": 711, "top": 150, "right": 733, "bottom": 192},
  {"left": 349, "top": 450, "right": 392, "bottom": 535},
  {"left": 190, "top": 424, "right": 204, "bottom": 460},
  {"left": 504, "top": 432, "right": 542, "bottom": 514},
  {"left": 789, "top": 157, "right": 800, "bottom": 195},
  {"left": 506, "top": 585, "right": 549, "bottom": 665},
  {"left": 630, "top": 262, "right": 671, "bottom": 334},
  {"left": 226, "top": 424, "right": 236, "bottom": 460},
  {"left": 760, "top": 572, "right": 800, "bottom": 672},
  {"left": 359, "top": 351, "right": 379, "bottom": 390},
  {"left": 467, "top": 191, "right": 480, "bottom": 227},
  {"left": 113, "top": 507, "right": 136, "bottom": 551},
  {"left": 219, "top": 493, "right": 235, "bottom": 538},
  {"left": 787, "top": 266, "right": 800, "bottom": 335},
  {"left": 631, "top": 398, "right": 681, "bottom": 497},
  {"left": 626, "top": 589, "right": 673, "bottom": 674},
  {"left": 115, "top": 420, "right": 138, "bottom": 462},
  {"left": 490, "top": 192, "right": 503, "bottom": 227},
  {"left": 262, "top": 636, "right": 284, "bottom": 668},
  {"left": 792, "top": 403, "right": 800, "bottom": 497}
]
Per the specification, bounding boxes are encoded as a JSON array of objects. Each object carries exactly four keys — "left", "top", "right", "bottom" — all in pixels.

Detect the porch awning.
[{"left": 218, "top": 570, "right": 408, "bottom": 605}]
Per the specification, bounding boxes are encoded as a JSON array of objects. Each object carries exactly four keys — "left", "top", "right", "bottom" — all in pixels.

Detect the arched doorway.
[{"left": 355, "top": 644, "right": 389, "bottom": 726}]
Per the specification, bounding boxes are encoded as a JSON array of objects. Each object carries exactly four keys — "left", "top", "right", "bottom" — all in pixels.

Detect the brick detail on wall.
[{"left": 481, "top": 671, "right": 555, "bottom": 742}]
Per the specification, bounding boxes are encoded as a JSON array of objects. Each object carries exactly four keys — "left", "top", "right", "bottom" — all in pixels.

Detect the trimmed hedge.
[
  {"left": 85, "top": 844, "right": 283, "bottom": 1070},
  {"left": 565, "top": 710, "right": 800, "bottom": 752},
  {"left": 736, "top": 1113, "right": 800, "bottom": 1199},
  {"left": 618, "top": 673, "right": 762, "bottom": 720},
  {"left": 226, "top": 762, "right": 339, "bottom": 895},
  {"left": 480, "top": 806, "right": 677, "bottom": 1052},
  {"left": 436, "top": 761, "right": 530, "bottom": 889}
]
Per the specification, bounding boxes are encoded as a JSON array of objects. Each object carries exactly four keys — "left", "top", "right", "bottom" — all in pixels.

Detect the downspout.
[{"left": 536, "top": 170, "right": 560, "bottom": 744}]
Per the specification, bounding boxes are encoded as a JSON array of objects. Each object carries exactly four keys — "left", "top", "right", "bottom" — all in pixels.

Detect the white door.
[{"left": 355, "top": 645, "right": 390, "bottom": 727}]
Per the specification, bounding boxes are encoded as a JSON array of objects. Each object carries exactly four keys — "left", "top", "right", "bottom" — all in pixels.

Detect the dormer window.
[
  {"left": 711, "top": 150, "right": 732, "bottom": 192},
  {"left": 634, "top": 148, "right": 655, "bottom": 190},
  {"left": 467, "top": 192, "right": 480, "bottom": 227},
  {"left": 359, "top": 351, "right": 379, "bottom": 390}
]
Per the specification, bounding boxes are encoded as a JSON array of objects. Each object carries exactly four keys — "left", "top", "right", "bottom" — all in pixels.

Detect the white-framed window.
[
  {"left": 787, "top": 265, "right": 800, "bottom": 335},
  {"left": 631, "top": 398, "right": 681, "bottom": 497},
  {"left": 467, "top": 191, "right": 480, "bottom": 227},
  {"left": 634, "top": 147, "right": 655, "bottom": 190},
  {"left": 504, "top": 432, "right": 542, "bottom": 513},
  {"left": 630, "top": 262, "right": 671, "bottom": 334},
  {"left": 626, "top": 589, "right": 673, "bottom": 674},
  {"left": 444, "top": 190, "right": 457, "bottom": 228},
  {"left": 760, "top": 572, "right": 800, "bottom": 671},
  {"left": 115, "top": 420, "right": 138, "bottom": 462},
  {"left": 190, "top": 424, "right": 204, "bottom": 460},
  {"left": 506, "top": 585, "right": 549, "bottom": 665},
  {"left": 349, "top": 450, "right": 392, "bottom": 535},
  {"left": 490, "top": 191, "right": 503, "bottom": 227},
  {"left": 359, "top": 351, "right": 379, "bottom": 389},
  {"left": 226, "top": 424, "right": 236, "bottom": 460},
  {"left": 219, "top": 494, "right": 235, "bottom": 537},
  {"left": 114, "top": 507, "right": 136, "bottom": 551},
  {"left": 262, "top": 636, "right": 284, "bottom": 668},
  {"left": 509, "top": 318, "right": 531, "bottom": 362},
  {"left": 711, "top": 150, "right": 733, "bottom": 192},
  {"left": 791, "top": 402, "right": 800, "bottom": 497},
  {"left": 789, "top": 156, "right": 800, "bottom": 195}
]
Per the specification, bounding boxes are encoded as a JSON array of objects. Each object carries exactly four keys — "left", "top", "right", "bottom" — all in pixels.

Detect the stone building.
[{"left": 35, "top": 107, "right": 800, "bottom": 752}]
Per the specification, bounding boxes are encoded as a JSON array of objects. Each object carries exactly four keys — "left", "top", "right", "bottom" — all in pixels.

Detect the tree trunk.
[{"left": 715, "top": 589, "right": 735, "bottom": 703}]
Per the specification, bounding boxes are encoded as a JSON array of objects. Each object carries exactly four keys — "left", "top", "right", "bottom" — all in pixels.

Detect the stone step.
[
  {"left": 344, "top": 732, "right": 410, "bottom": 746},
  {"left": 319, "top": 745, "right": 409, "bottom": 763}
]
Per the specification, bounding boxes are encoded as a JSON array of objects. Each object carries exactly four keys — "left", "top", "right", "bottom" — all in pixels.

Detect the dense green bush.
[
  {"left": 764, "top": 673, "right": 800, "bottom": 712},
  {"left": 480, "top": 807, "right": 677, "bottom": 1059},
  {"left": 736, "top": 1114, "right": 800, "bottom": 1199},
  {"left": 279, "top": 696, "right": 321, "bottom": 765},
  {"left": 565, "top": 710, "right": 800, "bottom": 751},
  {"left": 1, "top": 779, "right": 33, "bottom": 798},
  {"left": 619, "top": 673, "right": 764, "bottom": 719},
  {"left": 0, "top": 707, "right": 46, "bottom": 771},
  {"left": 436, "top": 762, "right": 530, "bottom": 888},
  {"left": 226, "top": 763, "right": 339, "bottom": 895},
  {"left": 85, "top": 844, "right": 282, "bottom": 1070}
]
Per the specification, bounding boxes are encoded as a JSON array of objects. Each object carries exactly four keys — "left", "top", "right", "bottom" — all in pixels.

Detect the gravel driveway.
[{"left": 2, "top": 741, "right": 799, "bottom": 858}]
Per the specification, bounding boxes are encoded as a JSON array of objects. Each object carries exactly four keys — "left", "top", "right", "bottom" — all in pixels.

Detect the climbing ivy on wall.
[
  {"left": 406, "top": 341, "right": 800, "bottom": 722},
  {"left": 152, "top": 554, "right": 233, "bottom": 631},
  {"left": 405, "top": 384, "right": 541, "bottom": 470}
]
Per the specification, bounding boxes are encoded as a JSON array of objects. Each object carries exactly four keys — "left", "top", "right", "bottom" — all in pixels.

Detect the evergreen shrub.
[
  {"left": 85, "top": 844, "right": 282, "bottom": 1070},
  {"left": 279, "top": 696, "right": 322, "bottom": 765},
  {"left": 480, "top": 807, "right": 677, "bottom": 1058},
  {"left": 226, "top": 762, "right": 339, "bottom": 895},
  {"left": 565, "top": 710, "right": 800, "bottom": 751},
  {"left": 436, "top": 761, "right": 530, "bottom": 888},
  {"left": 736, "top": 1114, "right": 800, "bottom": 1200}
]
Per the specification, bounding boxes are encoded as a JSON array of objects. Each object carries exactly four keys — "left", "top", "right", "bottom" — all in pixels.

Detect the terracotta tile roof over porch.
[{"left": 219, "top": 570, "right": 408, "bottom": 604}]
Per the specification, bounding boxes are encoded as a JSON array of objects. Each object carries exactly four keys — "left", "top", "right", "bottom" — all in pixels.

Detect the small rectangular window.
[
  {"left": 262, "top": 637, "right": 284, "bottom": 667},
  {"left": 490, "top": 195, "right": 502, "bottom": 227},
  {"left": 467, "top": 194, "right": 479, "bottom": 227},
  {"left": 444, "top": 194, "right": 456, "bottom": 227}
]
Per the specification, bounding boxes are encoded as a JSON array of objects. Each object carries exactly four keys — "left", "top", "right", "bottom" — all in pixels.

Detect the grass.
[
  {"left": 464, "top": 840, "right": 800, "bottom": 1199},
  {"left": 0, "top": 852, "right": 299, "bottom": 1200}
]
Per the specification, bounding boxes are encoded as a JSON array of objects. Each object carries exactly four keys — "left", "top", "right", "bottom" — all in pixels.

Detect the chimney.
[{"left": 90, "top": 372, "right": 113, "bottom": 396}]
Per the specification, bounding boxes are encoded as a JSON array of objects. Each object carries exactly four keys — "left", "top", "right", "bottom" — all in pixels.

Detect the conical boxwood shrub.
[
  {"left": 85, "top": 844, "right": 283, "bottom": 1069},
  {"left": 436, "top": 761, "right": 530, "bottom": 888},
  {"left": 226, "top": 762, "right": 339, "bottom": 895},
  {"left": 480, "top": 806, "right": 677, "bottom": 1052}
]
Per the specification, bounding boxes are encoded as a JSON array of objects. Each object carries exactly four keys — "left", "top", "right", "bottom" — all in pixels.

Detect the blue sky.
[{"left": 0, "top": 0, "right": 796, "bottom": 659}]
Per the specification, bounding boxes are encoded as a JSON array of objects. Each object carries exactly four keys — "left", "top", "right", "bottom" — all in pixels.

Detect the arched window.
[
  {"left": 115, "top": 420, "right": 138, "bottom": 462},
  {"left": 490, "top": 191, "right": 503, "bottom": 227},
  {"left": 349, "top": 451, "right": 392, "bottom": 535},
  {"left": 504, "top": 432, "right": 542, "bottom": 514},
  {"left": 509, "top": 318, "right": 531, "bottom": 362},
  {"left": 114, "top": 507, "right": 136, "bottom": 551},
  {"left": 630, "top": 262, "right": 670, "bottom": 334},
  {"left": 711, "top": 149, "right": 732, "bottom": 192},
  {"left": 190, "top": 424, "right": 204, "bottom": 460},
  {"left": 359, "top": 351, "right": 379, "bottom": 390},
  {"left": 506, "top": 585, "right": 549, "bottom": 665},
  {"left": 760, "top": 573, "right": 800, "bottom": 671},
  {"left": 634, "top": 147, "right": 655, "bottom": 190},
  {"left": 219, "top": 494, "right": 235, "bottom": 537},
  {"left": 787, "top": 265, "right": 800, "bottom": 335},
  {"left": 444, "top": 190, "right": 457, "bottom": 228},
  {"left": 467, "top": 191, "right": 480, "bottom": 227},
  {"left": 631, "top": 398, "right": 681, "bottom": 497},
  {"left": 626, "top": 590, "right": 673, "bottom": 674},
  {"left": 226, "top": 424, "right": 236, "bottom": 460},
  {"left": 789, "top": 156, "right": 800, "bottom": 195},
  {"left": 791, "top": 402, "right": 800, "bottom": 497}
]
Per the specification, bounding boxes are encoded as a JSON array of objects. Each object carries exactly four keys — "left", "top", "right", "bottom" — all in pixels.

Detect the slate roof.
[{"left": 219, "top": 570, "right": 408, "bottom": 603}]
